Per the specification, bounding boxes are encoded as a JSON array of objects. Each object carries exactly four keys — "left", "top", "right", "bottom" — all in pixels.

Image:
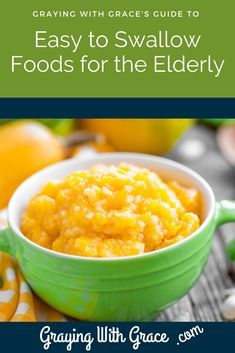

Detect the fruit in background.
[
  {"left": 37, "top": 119, "right": 75, "bottom": 136},
  {"left": 203, "top": 119, "right": 235, "bottom": 126},
  {"left": 0, "top": 121, "right": 64, "bottom": 209},
  {"left": 0, "top": 119, "right": 75, "bottom": 136},
  {"left": 0, "top": 121, "right": 102, "bottom": 209},
  {"left": 82, "top": 119, "right": 194, "bottom": 154}
]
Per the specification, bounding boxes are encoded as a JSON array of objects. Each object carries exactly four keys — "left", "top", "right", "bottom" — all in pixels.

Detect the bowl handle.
[
  {"left": 216, "top": 200, "right": 235, "bottom": 261},
  {"left": 215, "top": 200, "right": 235, "bottom": 227},
  {"left": 0, "top": 228, "right": 12, "bottom": 255}
]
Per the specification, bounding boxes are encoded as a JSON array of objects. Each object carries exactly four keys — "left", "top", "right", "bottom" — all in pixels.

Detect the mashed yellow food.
[{"left": 21, "top": 163, "right": 200, "bottom": 257}]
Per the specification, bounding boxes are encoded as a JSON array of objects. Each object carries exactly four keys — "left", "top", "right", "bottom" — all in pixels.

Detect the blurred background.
[
  {"left": 1, "top": 118, "right": 235, "bottom": 208},
  {"left": 1, "top": 117, "right": 235, "bottom": 321}
]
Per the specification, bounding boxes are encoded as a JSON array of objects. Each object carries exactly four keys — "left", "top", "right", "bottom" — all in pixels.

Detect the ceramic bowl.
[{"left": 1, "top": 153, "right": 235, "bottom": 321}]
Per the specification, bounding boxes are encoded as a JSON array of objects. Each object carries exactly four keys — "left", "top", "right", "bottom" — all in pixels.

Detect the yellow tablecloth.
[{"left": 0, "top": 210, "right": 67, "bottom": 322}]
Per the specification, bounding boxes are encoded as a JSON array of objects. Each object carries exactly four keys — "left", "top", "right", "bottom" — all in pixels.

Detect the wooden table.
[{"left": 156, "top": 123, "right": 235, "bottom": 322}]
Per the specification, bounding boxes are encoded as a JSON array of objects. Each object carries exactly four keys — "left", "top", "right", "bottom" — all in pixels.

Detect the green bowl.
[{"left": 0, "top": 153, "right": 235, "bottom": 321}]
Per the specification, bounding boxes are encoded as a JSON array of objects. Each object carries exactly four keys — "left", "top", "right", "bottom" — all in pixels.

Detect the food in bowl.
[{"left": 21, "top": 163, "right": 201, "bottom": 258}]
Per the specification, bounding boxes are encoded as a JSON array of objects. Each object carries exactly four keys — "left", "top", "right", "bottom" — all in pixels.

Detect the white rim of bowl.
[{"left": 8, "top": 153, "right": 216, "bottom": 262}]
